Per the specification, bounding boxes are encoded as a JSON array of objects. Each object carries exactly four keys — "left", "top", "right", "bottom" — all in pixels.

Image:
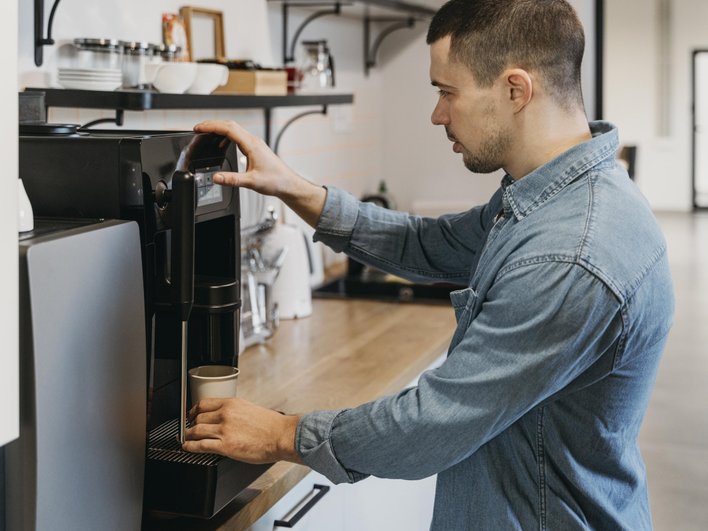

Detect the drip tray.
[
  {"left": 313, "top": 276, "right": 463, "bottom": 304},
  {"left": 144, "top": 419, "right": 270, "bottom": 518}
]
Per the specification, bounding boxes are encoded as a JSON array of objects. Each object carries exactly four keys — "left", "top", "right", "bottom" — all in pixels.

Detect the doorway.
[{"left": 693, "top": 50, "right": 708, "bottom": 209}]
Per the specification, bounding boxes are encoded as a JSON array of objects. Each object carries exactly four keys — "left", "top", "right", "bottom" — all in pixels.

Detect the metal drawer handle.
[{"left": 274, "top": 484, "right": 331, "bottom": 528}]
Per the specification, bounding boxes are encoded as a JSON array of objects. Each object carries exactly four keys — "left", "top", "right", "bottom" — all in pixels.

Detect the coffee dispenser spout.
[
  {"left": 169, "top": 170, "right": 196, "bottom": 444},
  {"left": 170, "top": 170, "right": 196, "bottom": 322}
]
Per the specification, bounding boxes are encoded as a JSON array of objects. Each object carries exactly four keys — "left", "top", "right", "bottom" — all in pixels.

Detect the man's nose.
[{"left": 431, "top": 100, "right": 448, "bottom": 126}]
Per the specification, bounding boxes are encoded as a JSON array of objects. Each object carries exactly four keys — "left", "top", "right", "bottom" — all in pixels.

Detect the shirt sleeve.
[
  {"left": 313, "top": 186, "right": 500, "bottom": 285},
  {"left": 295, "top": 259, "right": 623, "bottom": 483}
]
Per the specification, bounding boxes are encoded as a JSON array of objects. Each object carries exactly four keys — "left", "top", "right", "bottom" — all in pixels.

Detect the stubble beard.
[{"left": 461, "top": 126, "right": 512, "bottom": 174}]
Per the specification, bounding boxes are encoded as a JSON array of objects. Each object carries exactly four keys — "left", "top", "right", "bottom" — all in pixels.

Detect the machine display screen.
[{"left": 194, "top": 166, "right": 224, "bottom": 207}]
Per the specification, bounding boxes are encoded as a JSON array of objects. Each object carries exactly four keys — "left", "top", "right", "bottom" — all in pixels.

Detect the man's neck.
[{"left": 505, "top": 107, "right": 592, "bottom": 180}]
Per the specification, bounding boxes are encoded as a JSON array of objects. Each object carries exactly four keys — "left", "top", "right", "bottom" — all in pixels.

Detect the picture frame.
[{"left": 179, "top": 6, "right": 225, "bottom": 62}]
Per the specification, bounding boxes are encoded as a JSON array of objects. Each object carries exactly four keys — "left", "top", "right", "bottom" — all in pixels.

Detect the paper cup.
[{"left": 188, "top": 365, "right": 239, "bottom": 405}]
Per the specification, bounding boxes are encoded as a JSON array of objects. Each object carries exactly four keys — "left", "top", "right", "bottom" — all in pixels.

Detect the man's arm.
[
  {"left": 194, "top": 120, "right": 326, "bottom": 227},
  {"left": 195, "top": 120, "right": 498, "bottom": 283},
  {"left": 296, "top": 260, "right": 623, "bottom": 483},
  {"left": 313, "top": 186, "right": 499, "bottom": 284}
]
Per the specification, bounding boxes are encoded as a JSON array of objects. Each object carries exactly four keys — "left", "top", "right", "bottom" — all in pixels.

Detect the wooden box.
[{"left": 214, "top": 69, "right": 288, "bottom": 96}]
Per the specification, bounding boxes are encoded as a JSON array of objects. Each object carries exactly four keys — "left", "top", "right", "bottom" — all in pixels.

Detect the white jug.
[
  {"left": 18, "top": 179, "right": 34, "bottom": 233},
  {"left": 261, "top": 223, "right": 312, "bottom": 319}
]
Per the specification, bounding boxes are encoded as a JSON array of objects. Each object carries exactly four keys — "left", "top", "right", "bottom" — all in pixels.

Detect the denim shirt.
[{"left": 296, "top": 122, "right": 674, "bottom": 530}]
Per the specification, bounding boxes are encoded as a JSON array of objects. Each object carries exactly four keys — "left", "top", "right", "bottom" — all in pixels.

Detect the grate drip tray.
[
  {"left": 144, "top": 418, "right": 271, "bottom": 517},
  {"left": 148, "top": 419, "right": 222, "bottom": 466}
]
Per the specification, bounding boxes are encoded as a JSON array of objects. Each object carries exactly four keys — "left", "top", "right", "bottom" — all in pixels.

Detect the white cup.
[
  {"left": 188, "top": 365, "right": 240, "bottom": 405},
  {"left": 144, "top": 61, "right": 198, "bottom": 93}
]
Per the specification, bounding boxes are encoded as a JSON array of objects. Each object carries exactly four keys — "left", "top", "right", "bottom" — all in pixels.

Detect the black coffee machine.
[{"left": 19, "top": 129, "right": 269, "bottom": 519}]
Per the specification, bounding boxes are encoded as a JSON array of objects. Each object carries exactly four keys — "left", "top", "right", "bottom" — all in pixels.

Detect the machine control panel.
[{"left": 194, "top": 166, "right": 224, "bottom": 207}]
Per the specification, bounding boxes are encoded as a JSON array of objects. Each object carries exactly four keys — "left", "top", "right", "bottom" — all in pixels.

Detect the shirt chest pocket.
[{"left": 449, "top": 287, "right": 480, "bottom": 350}]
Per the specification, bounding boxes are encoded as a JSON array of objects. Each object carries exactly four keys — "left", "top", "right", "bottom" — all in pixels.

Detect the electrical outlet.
[{"left": 330, "top": 104, "right": 353, "bottom": 134}]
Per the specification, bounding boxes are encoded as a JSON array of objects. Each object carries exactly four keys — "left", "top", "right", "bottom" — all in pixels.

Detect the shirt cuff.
[
  {"left": 313, "top": 186, "right": 359, "bottom": 252},
  {"left": 296, "top": 410, "right": 356, "bottom": 484}
]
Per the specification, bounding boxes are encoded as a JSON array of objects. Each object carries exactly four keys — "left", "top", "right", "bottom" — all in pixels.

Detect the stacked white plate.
[{"left": 57, "top": 68, "right": 123, "bottom": 91}]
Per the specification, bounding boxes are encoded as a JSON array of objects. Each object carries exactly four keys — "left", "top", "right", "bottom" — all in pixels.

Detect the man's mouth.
[{"left": 447, "top": 133, "right": 462, "bottom": 153}]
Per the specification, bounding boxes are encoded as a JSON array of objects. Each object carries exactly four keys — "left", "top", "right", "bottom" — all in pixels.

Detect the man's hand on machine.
[
  {"left": 182, "top": 397, "right": 303, "bottom": 465},
  {"left": 194, "top": 120, "right": 296, "bottom": 197},
  {"left": 193, "top": 120, "right": 327, "bottom": 227}
]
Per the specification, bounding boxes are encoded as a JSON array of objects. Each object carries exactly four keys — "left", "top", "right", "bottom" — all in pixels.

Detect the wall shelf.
[
  {"left": 269, "top": 0, "right": 435, "bottom": 72},
  {"left": 22, "top": 88, "right": 354, "bottom": 145},
  {"left": 269, "top": 0, "right": 436, "bottom": 19}
]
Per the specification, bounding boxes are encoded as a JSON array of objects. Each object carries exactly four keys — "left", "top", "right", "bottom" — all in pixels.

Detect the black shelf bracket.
[
  {"left": 364, "top": 15, "right": 414, "bottom": 76},
  {"left": 273, "top": 105, "right": 329, "bottom": 154},
  {"left": 282, "top": 2, "right": 344, "bottom": 64},
  {"left": 34, "top": 0, "right": 62, "bottom": 67},
  {"left": 79, "top": 109, "right": 125, "bottom": 131}
]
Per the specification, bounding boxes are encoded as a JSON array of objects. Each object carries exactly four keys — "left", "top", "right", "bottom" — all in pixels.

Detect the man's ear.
[{"left": 504, "top": 68, "right": 533, "bottom": 113}]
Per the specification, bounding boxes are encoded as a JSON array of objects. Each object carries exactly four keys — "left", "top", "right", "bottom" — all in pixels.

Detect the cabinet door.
[
  {"left": 340, "top": 353, "right": 445, "bottom": 531},
  {"left": 341, "top": 476, "right": 436, "bottom": 531},
  {"left": 249, "top": 472, "right": 345, "bottom": 531}
]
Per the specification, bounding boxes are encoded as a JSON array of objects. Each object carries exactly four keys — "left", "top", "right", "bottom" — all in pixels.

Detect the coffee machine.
[{"left": 19, "top": 129, "right": 269, "bottom": 520}]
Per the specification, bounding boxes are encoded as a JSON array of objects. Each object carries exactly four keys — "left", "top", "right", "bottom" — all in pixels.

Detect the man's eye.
[{"left": 437, "top": 89, "right": 449, "bottom": 98}]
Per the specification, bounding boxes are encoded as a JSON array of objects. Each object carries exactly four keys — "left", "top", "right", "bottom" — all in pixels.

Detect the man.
[{"left": 183, "top": 1, "right": 675, "bottom": 528}]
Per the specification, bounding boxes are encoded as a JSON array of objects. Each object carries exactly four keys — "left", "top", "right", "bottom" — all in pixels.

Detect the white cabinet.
[
  {"left": 249, "top": 354, "right": 445, "bottom": 531},
  {"left": 248, "top": 472, "right": 344, "bottom": 531},
  {"left": 250, "top": 471, "right": 436, "bottom": 531},
  {"left": 341, "top": 476, "right": 436, "bottom": 531}
]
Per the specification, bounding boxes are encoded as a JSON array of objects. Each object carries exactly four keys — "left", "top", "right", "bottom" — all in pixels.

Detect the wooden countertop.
[{"left": 145, "top": 297, "right": 456, "bottom": 531}]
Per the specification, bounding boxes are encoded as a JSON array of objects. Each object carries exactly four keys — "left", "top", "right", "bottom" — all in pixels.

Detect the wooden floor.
[{"left": 640, "top": 211, "right": 708, "bottom": 531}]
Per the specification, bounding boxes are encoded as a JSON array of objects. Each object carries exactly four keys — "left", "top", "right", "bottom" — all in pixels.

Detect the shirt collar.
[{"left": 500, "top": 121, "right": 619, "bottom": 220}]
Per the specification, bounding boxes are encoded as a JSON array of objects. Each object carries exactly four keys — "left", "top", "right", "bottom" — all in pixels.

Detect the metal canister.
[
  {"left": 73, "top": 38, "right": 123, "bottom": 71},
  {"left": 121, "top": 41, "right": 156, "bottom": 88},
  {"left": 155, "top": 43, "right": 183, "bottom": 63}
]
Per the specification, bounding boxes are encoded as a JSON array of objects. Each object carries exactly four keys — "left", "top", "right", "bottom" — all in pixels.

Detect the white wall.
[
  {"left": 1, "top": 0, "right": 19, "bottom": 446},
  {"left": 605, "top": 0, "right": 708, "bottom": 212}
]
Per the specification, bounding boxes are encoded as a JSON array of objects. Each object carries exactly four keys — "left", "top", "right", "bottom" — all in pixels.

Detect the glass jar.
[
  {"left": 73, "top": 38, "right": 123, "bottom": 71},
  {"left": 121, "top": 41, "right": 156, "bottom": 88},
  {"left": 155, "top": 43, "right": 183, "bottom": 63},
  {"left": 299, "top": 40, "right": 334, "bottom": 92}
]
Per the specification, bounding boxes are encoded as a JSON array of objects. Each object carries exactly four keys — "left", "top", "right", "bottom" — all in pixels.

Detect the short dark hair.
[{"left": 427, "top": 0, "right": 585, "bottom": 110}]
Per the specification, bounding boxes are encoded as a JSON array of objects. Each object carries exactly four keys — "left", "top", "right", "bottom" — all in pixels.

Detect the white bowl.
[
  {"left": 187, "top": 64, "right": 229, "bottom": 95},
  {"left": 145, "top": 62, "right": 198, "bottom": 94}
]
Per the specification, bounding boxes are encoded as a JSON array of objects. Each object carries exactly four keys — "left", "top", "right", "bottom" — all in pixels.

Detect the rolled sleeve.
[
  {"left": 313, "top": 186, "right": 360, "bottom": 252},
  {"left": 296, "top": 409, "right": 367, "bottom": 484}
]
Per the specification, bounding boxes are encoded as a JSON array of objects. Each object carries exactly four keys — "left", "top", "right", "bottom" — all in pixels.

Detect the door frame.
[
  {"left": 595, "top": 0, "right": 604, "bottom": 120},
  {"left": 692, "top": 49, "right": 708, "bottom": 210}
]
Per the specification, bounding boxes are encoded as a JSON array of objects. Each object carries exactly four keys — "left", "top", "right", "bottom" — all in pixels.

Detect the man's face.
[{"left": 429, "top": 36, "right": 512, "bottom": 174}]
